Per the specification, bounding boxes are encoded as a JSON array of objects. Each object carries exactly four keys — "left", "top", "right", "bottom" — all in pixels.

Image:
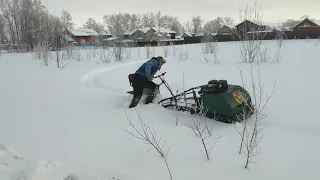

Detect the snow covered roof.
[
  {"left": 68, "top": 29, "right": 99, "bottom": 36},
  {"left": 183, "top": 32, "right": 193, "bottom": 37},
  {"left": 290, "top": 18, "right": 320, "bottom": 29},
  {"left": 62, "top": 34, "right": 75, "bottom": 42}
]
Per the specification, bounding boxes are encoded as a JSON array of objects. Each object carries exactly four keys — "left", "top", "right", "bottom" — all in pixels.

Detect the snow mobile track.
[{"left": 80, "top": 60, "right": 146, "bottom": 95}]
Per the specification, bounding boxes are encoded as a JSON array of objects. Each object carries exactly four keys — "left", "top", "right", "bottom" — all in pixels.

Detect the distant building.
[
  {"left": 67, "top": 29, "right": 99, "bottom": 43},
  {"left": 124, "top": 27, "right": 176, "bottom": 42},
  {"left": 291, "top": 18, "right": 320, "bottom": 31}
]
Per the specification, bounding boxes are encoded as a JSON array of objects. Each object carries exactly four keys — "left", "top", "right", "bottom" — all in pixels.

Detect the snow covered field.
[{"left": 1, "top": 39, "right": 320, "bottom": 180}]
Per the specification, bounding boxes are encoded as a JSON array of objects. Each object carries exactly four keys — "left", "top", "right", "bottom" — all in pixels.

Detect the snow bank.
[{"left": 0, "top": 144, "right": 63, "bottom": 180}]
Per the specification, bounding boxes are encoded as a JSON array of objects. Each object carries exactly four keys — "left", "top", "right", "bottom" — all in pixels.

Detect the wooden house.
[
  {"left": 217, "top": 25, "right": 236, "bottom": 35},
  {"left": 67, "top": 29, "right": 99, "bottom": 43},
  {"left": 235, "top": 20, "right": 267, "bottom": 34},
  {"left": 124, "top": 26, "right": 176, "bottom": 42},
  {"left": 292, "top": 18, "right": 320, "bottom": 31}
]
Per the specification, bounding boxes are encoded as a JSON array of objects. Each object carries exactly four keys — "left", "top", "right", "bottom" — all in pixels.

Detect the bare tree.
[
  {"left": 183, "top": 21, "right": 193, "bottom": 33},
  {"left": 83, "top": 18, "right": 105, "bottom": 33},
  {"left": 203, "top": 17, "right": 232, "bottom": 35},
  {"left": 141, "top": 12, "right": 156, "bottom": 27},
  {"left": 236, "top": 65, "right": 276, "bottom": 168},
  {"left": 280, "top": 19, "right": 300, "bottom": 31},
  {"left": 123, "top": 110, "right": 172, "bottom": 180},
  {"left": 235, "top": 2, "right": 270, "bottom": 64},
  {"left": 191, "top": 15, "right": 203, "bottom": 34},
  {"left": 103, "top": 13, "right": 126, "bottom": 39},
  {"left": 61, "top": 10, "right": 74, "bottom": 31},
  {"left": 45, "top": 14, "right": 67, "bottom": 68}
]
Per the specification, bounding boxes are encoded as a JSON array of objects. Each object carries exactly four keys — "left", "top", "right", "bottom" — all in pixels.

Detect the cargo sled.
[{"left": 128, "top": 72, "right": 254, "bottom": 123}]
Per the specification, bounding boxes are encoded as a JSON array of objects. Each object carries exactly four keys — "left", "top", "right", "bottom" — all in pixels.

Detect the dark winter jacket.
[{"left": 135, "top": 58, "right": 160, "bottom": 79}]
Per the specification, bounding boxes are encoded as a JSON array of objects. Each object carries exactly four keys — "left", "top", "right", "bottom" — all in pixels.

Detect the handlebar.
[{"left": 153, "top": 72, "right": 166, "bottom": 78}]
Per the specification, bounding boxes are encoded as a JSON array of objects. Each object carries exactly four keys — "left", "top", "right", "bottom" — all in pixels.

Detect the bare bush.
[
  {"left": 144, "top": 45, "right": 154, "bottom": 59},
  {"left": 64, "top": 45, "right": 75, "bottom": 60},
  {"left": 200, "top": 35, "right": 219, "bottom": 64},
  {"left": 123, "top": 110, "right": 172, "bottom": 180},
  {"left": 97, "top": 48, "right": 112, "bottom": 64},
  {"left": 236, "top": 65, "right": 276, "bottom": 168},
  {"left": 33, "top": 42, "right": 52, "bottom": 66},
  {"left": 176, "top": 46, "right": 189, "bottom": 62},
  {"left": 72, "top": 48, "right": 82, "bottom": 62},
  {"left": 162, "top": 45, "right": 170, "bottom": 58}
]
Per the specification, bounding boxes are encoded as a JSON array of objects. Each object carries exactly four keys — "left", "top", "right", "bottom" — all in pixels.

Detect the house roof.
[
  {"left": 69, "top": 29, "right": 99, "bottom": 36},
  {"left": 124, "top": 26, "right": 176, "bottom": 36},
  {"left": 235, "top": 20, "right": 267, "bottom": 27},
  {"left": 292, "top": 18, "right": 320, "bottom": 28}
]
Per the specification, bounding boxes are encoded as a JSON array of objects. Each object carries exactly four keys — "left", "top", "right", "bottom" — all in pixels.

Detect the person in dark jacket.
[{"left": 128, "top": 56, "right": 167, "bottom": 108}]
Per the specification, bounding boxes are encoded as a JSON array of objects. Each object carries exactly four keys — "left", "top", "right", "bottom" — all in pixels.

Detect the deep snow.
[{"left": 1, "top": 39, "right": 320, "bottom": 180}]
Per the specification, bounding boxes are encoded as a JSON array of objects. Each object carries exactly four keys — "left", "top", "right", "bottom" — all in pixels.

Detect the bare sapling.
[
  {"left": 236, "top": 2, "right": 269, "bottom": 64},
  {"left": 176, "top": 45, "right": 189, "bottom": 62},
  {"left": 273, "top": 31, "right": 284, "bottom": 63},
  {"left": 123, "top": 110, "right": 172, "bottom": 180},
  {"left": 124, "top": 42, "right": 132, "bottom": 60},
  {"left": 183, "top": 100, "right": 221, "bottom": 160},
  {"left": 236, "top": 65, "right": 276, "bottom": 168}
]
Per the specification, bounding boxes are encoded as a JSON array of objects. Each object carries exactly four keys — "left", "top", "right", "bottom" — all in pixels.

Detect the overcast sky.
[{"left": 41, "top": 0, "right": 320, "bottom": 28}]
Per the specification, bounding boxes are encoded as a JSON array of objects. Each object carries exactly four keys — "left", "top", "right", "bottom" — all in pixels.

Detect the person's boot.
[
  {"left": 145, "top": 89, "right": 157, "bottom": 104},
  {"left": 129, "top": 96, "right": 141, "bottom": 108}
]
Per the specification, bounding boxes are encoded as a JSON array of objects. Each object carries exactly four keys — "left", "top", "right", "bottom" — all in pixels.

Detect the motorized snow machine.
[{"left": 127, "top": 72, "right": 254, "bottom": 124}]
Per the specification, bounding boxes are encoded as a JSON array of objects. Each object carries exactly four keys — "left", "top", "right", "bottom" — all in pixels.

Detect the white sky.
[{"left": 41, "top": 0, "right": 320, "bottom": 28}]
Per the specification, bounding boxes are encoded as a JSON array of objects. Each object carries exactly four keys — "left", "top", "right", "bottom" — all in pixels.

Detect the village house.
[
  {"left": 67, "top": 28, "right": 100, "bottom": 44},
  {"left": 291, "top": 18, "right": 320, "bottom": 31},
  {"left": 124, "top": 27, "right": 176, "bottom": 42}
]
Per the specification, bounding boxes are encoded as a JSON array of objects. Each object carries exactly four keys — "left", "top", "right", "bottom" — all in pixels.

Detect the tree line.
[{"left": 0, "top": 0, "right": 308, "bottom": 51}]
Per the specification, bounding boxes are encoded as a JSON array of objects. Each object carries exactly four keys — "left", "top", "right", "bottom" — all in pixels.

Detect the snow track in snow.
[{"left": 80, "top": 60, "right": 145, "bottom": 95}]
